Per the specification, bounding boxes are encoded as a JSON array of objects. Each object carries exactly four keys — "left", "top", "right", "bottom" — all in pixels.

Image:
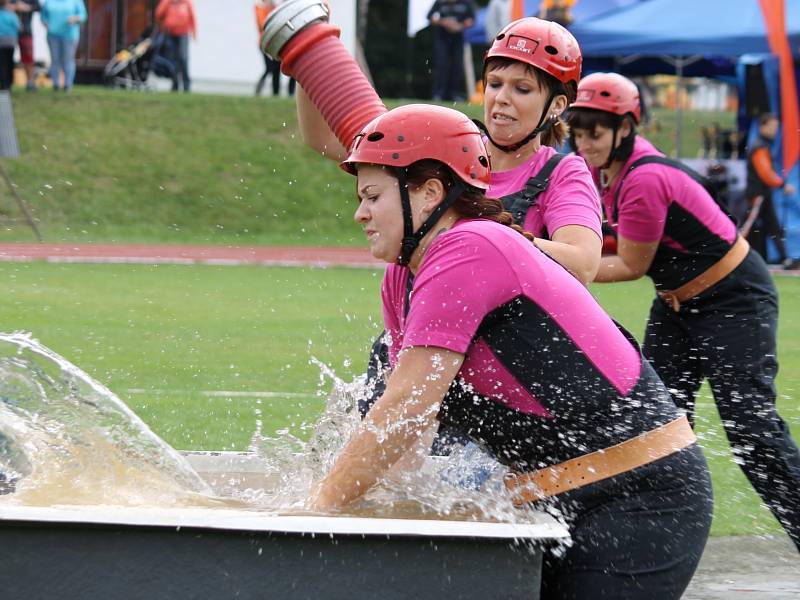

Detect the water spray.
[{"left": 260, "top": 0, "right": 387, "bottom": 149}]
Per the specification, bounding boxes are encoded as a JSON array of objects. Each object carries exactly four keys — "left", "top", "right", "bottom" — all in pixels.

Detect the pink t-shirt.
[
  {"left": 595, "top": 137, "right": 738, "bottom": 289},
  {"left": 489, "top": 146, "right": 602, "bottom": 240},
  {"left": 381, "top": 219, "right": 641, "bottom": 418},
  {"left": 598, "top": 137, "right": 736, "bottom": 245}
]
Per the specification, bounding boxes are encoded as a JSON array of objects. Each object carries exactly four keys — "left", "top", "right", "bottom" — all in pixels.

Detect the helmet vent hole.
[
  {"left": 367, "top": 132, "right": 385, "bottom": 142},
  {"left": 470, "top": 173, "right": 477, "bottom": 179},
  {"left": 391, "top": 152, "right": 400, "bottom": 159},
  {"left": 600, "top": 91, "right": 611, "bottom": 97},
  {"left": 397, "top": 135, "right": 405, "bottom": 142},
  {"left": 478, "top": 156, "right": 489, "bottom": 167},
  {"left": 462, "top": 146, "right": 469, "bottom": 153},
  {"left": 544, "top": 45, "right": 559, "bottom": 55},
  {"left": 496, "top": 33, "right": 505, "bottom": 40}
]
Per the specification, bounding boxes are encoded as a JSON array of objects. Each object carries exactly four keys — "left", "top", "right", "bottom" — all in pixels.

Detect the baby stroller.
[{"left": 103, "top": 26, "right": 176, "bottom": 90}]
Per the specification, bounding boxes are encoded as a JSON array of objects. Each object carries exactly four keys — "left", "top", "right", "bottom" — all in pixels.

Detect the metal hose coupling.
[{"left": 260, "top": 0, "right": 387, "bottom": 150}]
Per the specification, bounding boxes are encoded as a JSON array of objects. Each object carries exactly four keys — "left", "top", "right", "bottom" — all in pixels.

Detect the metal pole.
[
  {"left": 0, "top": 162, "right": 42, "bottom": 241},
  {"left": 675, "top": 57, "right": 683, "bottom": 158}
]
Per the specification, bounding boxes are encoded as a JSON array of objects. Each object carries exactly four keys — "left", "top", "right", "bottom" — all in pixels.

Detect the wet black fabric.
[
  {"left": 643, "top": 249, "right": 800, "bottom": 551},
  {"left": 611, "top": 152, "right": 739, "bottom": 292},
  {"left": 437, "top": 359, "right": 678, "bottom": 471},
  {"left": 645, "top": 201, "right": 734, "bottom": 291},
  {"left": 540, "top": 444, "right": 714, "bottom": 600}
]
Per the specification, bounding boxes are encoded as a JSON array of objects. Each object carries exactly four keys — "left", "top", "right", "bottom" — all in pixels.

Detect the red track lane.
[{"left": 0, "top": 243, "right": 382, "bottom": 269}]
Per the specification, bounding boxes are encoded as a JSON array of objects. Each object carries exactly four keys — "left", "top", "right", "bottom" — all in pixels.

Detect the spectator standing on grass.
[
  {"left": 427, "top": 0, "right": 474, "bottom": 102},
  {"left": 568, "top": 73, "right": 800, "bottom": 553},
  {"left": 0, "top": 0, "right": 18, "bottom": 91},
  {"left": 155, "top": 0, "right": 196, "bottom": 93},
  {"left": 10, "top": 0, "right": 38, "bottom": 91},
  {"left": 744, "top": 112, "right": 798, "bottom": 269},
  {"left": 40, "top": 0, "right": 85, "bottom": 92},
  {"left": 485, "top": 0, "right": 510, "bottom": 41},
  {"left": 255, "top": 0, "right": 294, "bottom": 97}
]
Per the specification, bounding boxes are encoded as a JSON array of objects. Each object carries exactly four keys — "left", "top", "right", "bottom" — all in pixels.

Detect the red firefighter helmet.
[
  {"left": 340, "top": 104, "right": 490, "bottom": 190},
  {"left": 485, "top": 17, "right": 581, "bottom": 87},
  {"left": 571, "top": 72, "right": 641, "bottom": 124}
]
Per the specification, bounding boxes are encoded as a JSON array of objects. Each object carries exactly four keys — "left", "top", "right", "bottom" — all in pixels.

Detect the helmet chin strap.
[
  {"left": 473, "top": 90, "right": 560, "bottom": 154},
  {"left": 395, "top": 169, "right": 466, "bottom": 267},
  {"left": 600, "top": 124, "right": 621, "bottom": 170}
]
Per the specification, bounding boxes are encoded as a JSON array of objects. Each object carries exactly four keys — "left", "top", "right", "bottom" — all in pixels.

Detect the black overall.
[{"left": 612, "top": 155, "right": 800, "bottom": 552}]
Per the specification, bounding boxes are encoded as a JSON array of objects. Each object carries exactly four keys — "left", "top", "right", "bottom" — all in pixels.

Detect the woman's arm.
[
  {"left": 296, "top": 86, "right": 348, "bottom": 161},
  {"left": 308, "top": 346, "right": 464, "bottom": 512},
  {"left": 535, "top": 225, "right": 602, "bottom": 285},
  {"left": 594, "top": 235, "right": 658, "bottom": 283}
]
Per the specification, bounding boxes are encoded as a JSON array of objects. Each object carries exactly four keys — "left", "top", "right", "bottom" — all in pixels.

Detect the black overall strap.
[
  {"left": 500, "top": 153, "right": 567, "bottom": 227},
  {"left": 612, "top": 155, "right": 737, "bottom": 224}
]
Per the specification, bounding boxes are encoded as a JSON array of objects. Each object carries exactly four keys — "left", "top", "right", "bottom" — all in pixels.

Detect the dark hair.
[
  {"left": 483, "top": 57, "right": 576, "bottom": 148},
  {"left": 758, "top": 113, "right": 778, "bottom": 126},
  {"left": 566, "top": 107, "right": 637, "bottom": 165},
  {"left": 403, "top": 160, "right": 536, "bottom": 243}
]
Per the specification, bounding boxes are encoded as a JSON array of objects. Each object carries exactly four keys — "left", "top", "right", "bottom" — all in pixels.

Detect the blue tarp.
[
  {"left": 465, "top": 0, "right": 642, "bottom": 45},
  {"left": 569, "top": 0, "right": 800, "bottom": 57}
]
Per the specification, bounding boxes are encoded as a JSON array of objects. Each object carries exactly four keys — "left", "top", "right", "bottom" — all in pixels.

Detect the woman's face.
[
  {"left": 353, "top": 165, "right": 430, "bottom": 263},
  {"left": 572, "top": 124, "right": 616, "bottom": 168},
  {"left": 483, "top": 62, "right": 558, "bottom": 148}
]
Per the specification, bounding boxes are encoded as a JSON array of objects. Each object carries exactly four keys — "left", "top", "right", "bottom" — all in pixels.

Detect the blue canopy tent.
[
  {"left": 569, "top": 0, "right": 799, "bottom": 57},
  {"left": 465, "top": 0, "right": 643, "bottom": 44}
]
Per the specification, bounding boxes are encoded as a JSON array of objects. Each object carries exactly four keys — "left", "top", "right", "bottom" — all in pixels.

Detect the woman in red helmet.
[
  {"left": 567, "top": 72, "right": 800, "bottom": 552},
  {"left": 296, "top": 17, "right": 601, "bottom": 285},
  {"left": 308, "top": 103, "right": 713, "bottom": 598}
]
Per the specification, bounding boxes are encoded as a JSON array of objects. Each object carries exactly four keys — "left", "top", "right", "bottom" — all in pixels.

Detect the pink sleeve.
[
  {"left": 539, "top": 155, "right": 602, "bottom": 239},
  {"left": 402, "top": 231, "right": 519, "bottom": 354},
  {"left": 380, "top": 266, "right": 405, "bottom": 366},
  {"left": 615, "top": 170, "right": 669, "bottom": 243}
]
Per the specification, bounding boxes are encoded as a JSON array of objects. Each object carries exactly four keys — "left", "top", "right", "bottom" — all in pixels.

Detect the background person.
[
  {"left": 40, "top": 0, "right": 85, "bottom": 92},
  {"left": 485, "top": 0, "right": 510, "bottom": 41},
  {"left": 0, "top": 0, "right": 17, "bottom": 91},
  {"left": 568, "top": 72, "right": 800, "bottom": 553},
  {"left": 10, "top": 0, "right": 39, "bottom": 91},
  {"left": 744, "top": 112, "right": 798, "bottom": 268},
  {"left": 309, "top": 104, "right": 713, "bottom": 599},
  {"left": 155, "top": 0, "right": 196, "bottom": 92},
  {"left": 254, "top": 0, "right": 294, "bottom": 97},
  {"left": 538, "top": 0, "right": 574, "bottom": 27},
  {"left": 426, "top": 0, "right": 474, "bottom": 102}
]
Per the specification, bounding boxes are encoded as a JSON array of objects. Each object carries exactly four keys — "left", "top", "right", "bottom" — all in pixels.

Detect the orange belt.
[
  {"left": 504, "top": 416, "right": 696, "bottom": 507},
  {"left": 657, "top": 236, "right": 750, "bottom": 312}
]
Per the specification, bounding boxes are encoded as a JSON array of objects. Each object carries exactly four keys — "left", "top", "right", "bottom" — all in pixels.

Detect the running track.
[
  {"left": 0, "top": 243, "right": 796, "bottom": 276},
  {"left": 0, "top": 243, "right": 382, "bottom": 269}
]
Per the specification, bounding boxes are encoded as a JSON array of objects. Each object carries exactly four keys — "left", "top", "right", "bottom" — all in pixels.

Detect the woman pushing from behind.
[
  {"left": 297, "top": 17, "right": 601, "bottom": 284},
  {"left": 568, "top": 72, "right": 800, "bottom": 552},
  {"left": 308, "top": 104, "right": 713, "bottom": 598}
]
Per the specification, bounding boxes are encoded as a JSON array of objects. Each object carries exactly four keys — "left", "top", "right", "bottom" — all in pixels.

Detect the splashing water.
[
  {"left": 0, "top": 333, "right": 549, "bottom": 527},
  {"left": 0, "top": 332, "right": 214, "bottom": 507}
]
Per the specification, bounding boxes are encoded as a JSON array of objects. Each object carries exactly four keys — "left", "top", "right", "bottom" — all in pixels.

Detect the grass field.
[
  {"left": 2, "top": 260, "right": 798, "bottom": 538},
  {"left": 2, "top": 86, "right": 735, "bottom": 245}
]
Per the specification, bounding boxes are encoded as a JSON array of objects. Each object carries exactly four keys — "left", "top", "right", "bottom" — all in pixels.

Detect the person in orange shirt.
[
  {"left": 255, "top": 0, "right": 294, "bottom": 97},
  {"left": 538, "top": 0, "right": 575, "bottom": 27},
  {"left": 744, "top": 113, "right": 798, "bottom": 268},
  {"left": 155, "top": 0, "right": 196, "bottom": 92}
]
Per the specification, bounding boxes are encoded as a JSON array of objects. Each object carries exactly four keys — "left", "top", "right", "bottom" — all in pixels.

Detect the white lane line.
[{"left": 125, "top": 388, "right": 317, "bottom": 399}]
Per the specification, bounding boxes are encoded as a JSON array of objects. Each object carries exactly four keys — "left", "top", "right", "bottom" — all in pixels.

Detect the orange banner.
[
  {"left": 512, "top": 0, "right": 525, "bottom": 22},
  {"left": 758, "top": 0, "right": 799, "bottom": 172}
]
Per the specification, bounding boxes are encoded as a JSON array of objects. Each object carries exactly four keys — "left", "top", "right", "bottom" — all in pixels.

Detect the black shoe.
[{"left": 782, "top": 258, "right": 800, "bottom": 270}]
